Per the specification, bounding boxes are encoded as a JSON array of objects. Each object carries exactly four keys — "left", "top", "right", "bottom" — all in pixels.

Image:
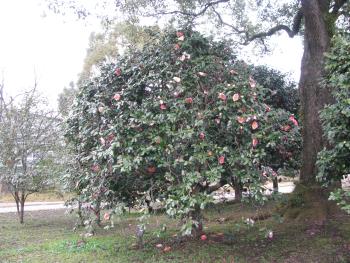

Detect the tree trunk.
[
  {"left": 299, "top": 0, "right": 333, "bottom": 185},
  {"left": 273, "top": 177, "right": 279, "bottom": 193},
  {"left": 94, "top": 200, "right": 101, "bottom": 226},
  {"left": 77, "top": 200, "right": 84, "bottom": 226},
  {"left": 14, "top": 191, "right": 20, "bottom": 216},
  {"left": 281, "top": 0, "right": 338, "bottom": 222},
  {"left": 191, "top": 205, "right": 203, "bottom": 237},
  {"left": 234, "top": 181, "right": 242, "bottom": 202},
  {"left": 19, "top": 201, "right": 25, "bottom": 224}
]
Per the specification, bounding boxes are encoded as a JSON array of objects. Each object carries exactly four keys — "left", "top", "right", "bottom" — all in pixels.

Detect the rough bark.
[
  {"left": 299, "top": 0, "right": 334, "bottom": 185},
  {"left": 278, "top": 0, "right": 340, "bottom": 221}
]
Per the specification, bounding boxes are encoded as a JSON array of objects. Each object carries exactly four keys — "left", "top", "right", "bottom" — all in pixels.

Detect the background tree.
[
  {"left": 0, "top": 85, "right": 60, "bottom": 223},
  {"left": 317, "top": 33, "right": 350, "bottom": 213},
  {"left": 77, "top": 21, "right": 160, "bottom": 85},
  {"left": 251, "top": 66, "right": 299, "bottom": 116},
  {"left": 57, "top": 82, "right": 77, "bottom": 117}
]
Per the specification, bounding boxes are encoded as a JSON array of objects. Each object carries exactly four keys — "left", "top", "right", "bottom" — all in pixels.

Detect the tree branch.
[
  {"left": 245, "top": 8, "right": 303, "bottom": 44},
  {"left": 211, "top": 8, "right": 246, "bottom": 34},
  {"left": 145, "top": 0, "right": 229, "bottom": 18}
]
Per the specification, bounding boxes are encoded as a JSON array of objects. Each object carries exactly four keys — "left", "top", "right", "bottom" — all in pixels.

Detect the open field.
[{"left": 0, "top": 200, "right": 349, "bottom": 263}]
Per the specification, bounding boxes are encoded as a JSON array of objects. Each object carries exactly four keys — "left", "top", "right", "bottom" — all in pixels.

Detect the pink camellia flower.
[
  {"left": 215, "top": 118, "right": 221, "bottom": 124},
  {"left": 107, "top": 133, "right": 115, "bottom": 143},
  {"left": 185, "top": 97, "right": 193, "bottom": 104},
  {"left": 160, "top": 103, "right": 167, "bottom": 110},
  {"left": 91, "top": 164, "right": 100, "bottom": 173},
  {"left": 237, "top": 116, "right": 246, "bottom": 124},
  {"left": 173, "top": 91, "right": 179, "bottom": 97},
  {"left": 218, "top": 92, "right": 227, "bottom": 101},
  {"left": 174, "top": 43, "right": 180, "bottom": 50},
  {"left": 249, "top": 76, "right": 256, "bottom": 88},
  {"left": 252, "top": 137, "right": 258, "bottom": 147},
  {"left": 199, "top": 132, "right": 205, "bottom": 140},
  {"left": 147, "top": 166, "right": 156, "bottom": 174},
  {"left": 200, "top": 234, "right": 207, "bottom": 241},
  {"left": 178, "top": 35, "right": 185, "bottom": 41},
  {"left": 104, "top": 212, "right": 110, "bottom": 221},
  {"left": 232, "top": 93, "right": 240, "bottom": 102},
  {"left": 281, "top": 125, "right": 292, "bottom": 132},
  {"left": 289, "top": 114, "right": 299, "bottom": 126},
  {"left": 115, "top": 68, "right": 122, "bottom": 76},
  {"left": 113, "top": 93, "right": 121, "bottom": 101},
  {"left": 218, "top": 155, "right": 225, "bottom": 165},
  {"left": 163, "top": 246, "right": 172, "bottom": 252},
  {"left": 176, "top": 31, "right": 184, "bottom": 37},
  {"left": 251, "top": 121, "right": 259, "bottom": 130}
]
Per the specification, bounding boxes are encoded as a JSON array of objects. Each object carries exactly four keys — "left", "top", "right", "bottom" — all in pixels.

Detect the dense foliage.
[
  {"left": 251, "top": 66, "right": 299, "bottom": 116},
  {"left": 66, "top": 29, "right": 301, "bottom": 235},
  {"left": 317, "top": 33, "right": 350, "bottom": 213}
]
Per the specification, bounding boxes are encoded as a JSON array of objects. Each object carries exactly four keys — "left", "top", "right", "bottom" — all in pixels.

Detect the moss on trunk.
[{"left": 277, "top": 183, "right": 340, "bottom": 222}]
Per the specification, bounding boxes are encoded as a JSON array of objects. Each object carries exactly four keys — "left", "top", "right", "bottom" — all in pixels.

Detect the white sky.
[
  {"left": 0, "top": 0, "right": 96, "bottom": 108},
  {"left": 0, "top": 0, "right": 303, "bottom": 110}
]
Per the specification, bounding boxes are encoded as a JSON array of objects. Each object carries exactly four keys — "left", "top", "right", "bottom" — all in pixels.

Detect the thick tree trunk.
[
  {"left": 299, "top": 0, "right": 333, "bottom": 185},
  {"left": 280, "top": 1, "right": 339, "bottom": 222}
]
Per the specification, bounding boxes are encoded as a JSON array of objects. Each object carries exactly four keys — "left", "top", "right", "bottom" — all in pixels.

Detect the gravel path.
[{"left": 0, "top": 201, "right": 65, "bottom": 213}]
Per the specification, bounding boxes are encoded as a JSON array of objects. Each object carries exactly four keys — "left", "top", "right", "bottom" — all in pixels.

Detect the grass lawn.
[{"left": 0, "top": 200, "right": 349, "bottom": 263}]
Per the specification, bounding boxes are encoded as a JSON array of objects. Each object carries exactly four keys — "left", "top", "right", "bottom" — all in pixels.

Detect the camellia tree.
[
  {"left": 66, "top": 28, "right": 300, "bottom": 235},
  {"left": 48, "top": 0, "right": 349, "bottom": 221}
]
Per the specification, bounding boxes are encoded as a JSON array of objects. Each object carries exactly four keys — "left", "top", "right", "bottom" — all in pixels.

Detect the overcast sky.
[
  {"left": 0, "top": 0, "right": 96, "bottom": 107},
  {"left": 0, "top": 0, "right": 303, "bottom": 109}
]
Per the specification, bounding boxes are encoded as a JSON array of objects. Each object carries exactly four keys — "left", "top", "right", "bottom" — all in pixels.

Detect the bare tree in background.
[{"left": 0, "top": 81, "right": 60, "bottom": 223}]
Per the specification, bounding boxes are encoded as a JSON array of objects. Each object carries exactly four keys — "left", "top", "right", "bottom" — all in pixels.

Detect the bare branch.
[{"left": 211, "top": 8, "right": 246, "bottom": 34}]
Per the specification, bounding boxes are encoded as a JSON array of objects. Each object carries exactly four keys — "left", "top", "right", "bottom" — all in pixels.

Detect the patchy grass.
[{"left": 0, "top": 200, "right": 349, "bottom": 262}]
